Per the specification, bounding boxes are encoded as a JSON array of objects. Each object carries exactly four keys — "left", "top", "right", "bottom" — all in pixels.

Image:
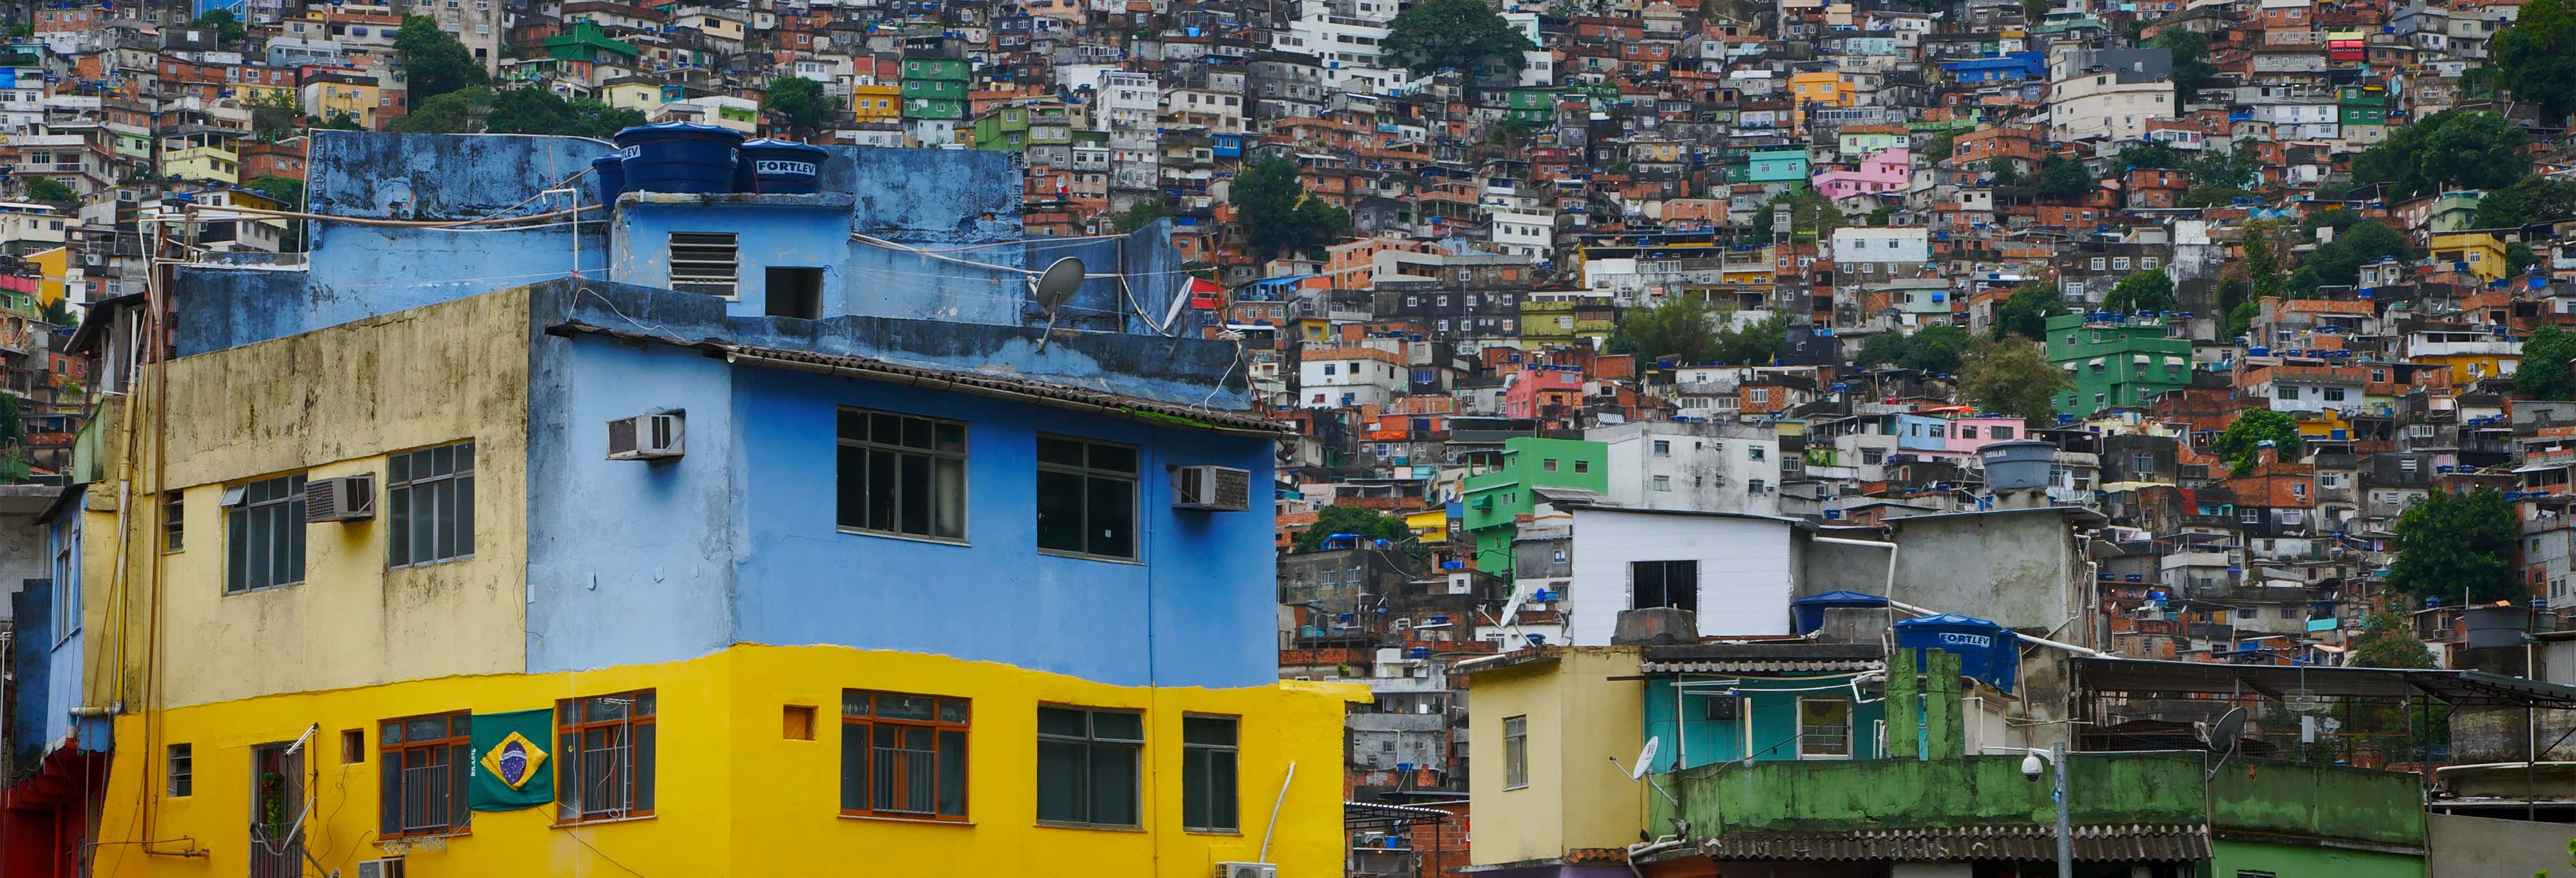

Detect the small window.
[
  {"left": 668, "top": 232, "right": 740, "bottom": 296},
  {"left": 379, "top": 711, "right": 472, "bottom": 838},
  {"left": 2323, "top": 387, "right": 2347, "bottom": 402},
  {"left": 388, "top": 441, "right": 476, "bottom": 568},
  {"left": 837, "top": 409, "right": 967, "bottom": 542},
  {"left": 766, "top": 267, "right": 823, "bottom": 319},
  {"left": 1036, "top": 706, "right": 1142, "bottom": 826},
  {"left": 843, "top": 691, "right": 969, "bottom": 819},
  {"left": 162, "top": 490, "right": 184, "bottom": 552},
  {"left": 1573, "top": 460, "right": 1589, "bottom": 473},
  {"left": 1631, "top": 560, "right": 1698, "bottom": 611},
  {"left": 784, "top": 705, "right": 816, "bottom": 741},
  {"left": 1182, "top": 715, "right": 1239, "bottom": 832},
  {"left": 1036, "top": 436, "right": 1139, "bottom": 560},
  {"left": 1748, "top": 445, "right": 1766, "bottom": 461},
  {"left": 343, "top": 729, "right": 366, "bottom": 765},
  {"left": 167, "top": 743, "right": 192, "bottom": 797},
  {"left": 1502, "top": 716, "right": 1529, "bottom": 789},
  {"left": 556, "top": 690, "right": 658, "bottom": 823},
  {"left": 224, "top": 473, "right": 307, "bottom": 593},
  {"left": 1653, "top": 439, "right": 1671, "bottom": 455},
  {"left": 1653, "top": 475, "right": 1672, "bottom": 491},
  {"left": 1542, "top": 458, "right": 1558, "bottom": 472},
  {"left": 1797, "top": 697, "right": 1852, "bottom": 758}
]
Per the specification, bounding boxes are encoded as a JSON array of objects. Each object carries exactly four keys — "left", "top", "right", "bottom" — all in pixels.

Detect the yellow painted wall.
[
  {"left": 1405, "top": 509, "right": 1448, "bottom": 544},
  {"left": 2416, "top": 352, "right": 2519, "bottom": 385},
  {"left": 107, "top": 291, "right": 533, "bottom": 711},
  {"left": 90, "top": 644, "right": 1364, "bottom": 877},
  {"left": 1466, "top": 647, "right": 1643, "bottom": 866},
  {"left": 29, "top": 245, "right": 65, "bottom": 304}
]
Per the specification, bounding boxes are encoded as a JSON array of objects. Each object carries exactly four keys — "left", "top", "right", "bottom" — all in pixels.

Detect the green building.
[
  {"left": 900, "top": 57, "right": 971, "bottom": 120},
  {"left": 1461, "top": 437, "right": 1607, "bottom": 576},
  {"left": 1504, "top": 88, "right": 1557, "bottom": 123},
  {"left": 971, "top": 104, "right": 1030, "bottom": 151},
  {"left": 1745, "top": 148, "right": 1810, "bottom": 185},
  {"left": 540, "top": 21, "right": 639, "bottom": 65},
  {"left": 2045, "top": 311, "right": 2193, "bottom": 415},
  {"left": 2338, "top": 84, "right": 2388, "bottom": 127}
]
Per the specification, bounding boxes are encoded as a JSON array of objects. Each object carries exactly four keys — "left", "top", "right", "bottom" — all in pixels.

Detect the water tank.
[
  {"left": 1791, "top": 589, "right": 1888, "bottom": 635},
  {"left": 592, "top": 152, "right": 628, "bottom": 205},
  {"left": 1979, "top": 440, "right": 2056, "bottom": 491},
  {"left": 734, "top": 138, "right": 828, "bottom": 194},
  {"left": 613, "top": 122, "right": 743, "bottom": 195},
  {"left": 2463, "top": 605, "right": 2530, "bottom": 651}
]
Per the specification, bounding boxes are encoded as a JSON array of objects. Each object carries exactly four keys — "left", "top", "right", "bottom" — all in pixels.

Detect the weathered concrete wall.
[
  {"left": 1467, "top": 649, "right": 1645, "bottom": 868},
  {"left": 2209, "top": 759, "right": 2427, "bottom": 846},
  {"left": 1888, "top": 510, "right": 2079, "bottom": 633},
  {"left": 2427, "top": 814, "right": 2570, "bottom": 877}
]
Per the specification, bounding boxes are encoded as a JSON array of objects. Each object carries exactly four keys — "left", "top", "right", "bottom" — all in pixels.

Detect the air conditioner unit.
[
  {"left": 355, "top": 857, "right": 406, "bottom": 878},
  {"left": 1216, "top": 863, "right": 1277, "bottom": 878},
  {"left": 1172, "top": 464, "right": 1251, "bottom": 510},
  {"left": 607, "top": 412, "right": 685, "bottom": 460},
  {"left": 305, "top": 474, "right": 375, "bottom": 522}
]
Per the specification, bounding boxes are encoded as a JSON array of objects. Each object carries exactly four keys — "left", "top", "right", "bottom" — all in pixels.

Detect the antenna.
[
  {"left": 1609, "top": 736, "right": 1663, "bottom": 781},
  {"left": 1030, "top": 256, "right": 1085, "bottom": 352},
  {"left": 2201, "top": 706, "right": 2246, "bottom": 779}
]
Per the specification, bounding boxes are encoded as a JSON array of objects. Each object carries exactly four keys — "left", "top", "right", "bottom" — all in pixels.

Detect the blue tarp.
[
  {"left": 1895, "top": 613, "right": 2019, "bottom": 693},
  {"left": 1790, "top": 590, "right": 1888, "bottom": 635}
]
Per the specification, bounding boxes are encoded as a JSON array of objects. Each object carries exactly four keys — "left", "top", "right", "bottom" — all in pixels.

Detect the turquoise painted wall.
[{"left": 1643, "top": 673, "right": 1882, "bottom": 772}]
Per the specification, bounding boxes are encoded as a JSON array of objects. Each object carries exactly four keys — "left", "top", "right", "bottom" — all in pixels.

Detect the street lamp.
[{"left": 2016, "top": 743, "right": 2072, "bottom": 878}]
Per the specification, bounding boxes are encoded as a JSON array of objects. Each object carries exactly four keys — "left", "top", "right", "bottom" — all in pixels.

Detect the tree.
[
  {"left": 2348, "top": 613, "right": 2437, "bottom": 669},
  {"left": 192, "top": 8, "right": 248, "bottom": 43},
  {"left": 1605, "top": 295, "right": 1722, "bottom": 363},
  {"left": 2517, "top": 325, "right": 2576, "bottom": 399},
  {"left": 1991, "top": 282, "right": 2067, "bottom": 341},
  {"left": 2033, "top": 155, "right": 2093, "bottom": 198},
  {"left": 1858, "top": 323, "right": 1975, "bottom": 372},
  {"left": 1922, "top": 131, "right": 1956, "bottom": 162},
  {"left": 764, "top": 76, "right": 838, "bottom": 139},
  {"left": 2351, "top": 110, "right": 2530, "bottom": 198},
  {"left": 397, "top": 86, "right": 490, "bottom": 133},
  {"left": 2290, "top": 220, "right": 2413, "bottom": 292},
  {"left": 243, "top": 176, "right": 308, "bottom": 251},
  {"left": 2218, "top": 277, "right": 2257, "bottom": 339},
  {"left": 480, "top": 88, "right": 645, "bottom": 138},
  {"left": 2496, "top": 0, "right": 2576, "bottom": 122},
  {"left": 2102, "top": 268, "right": 2177, "bottom": 314},
  {"left": 2472, "top": 174, "right": 2576, "bottom": 229},
  {"left": 1985, "top": 157, "right": 2023, "bottom": 187},
  {"left": 1750, "top": 187, "right": 1845, "bottom": 240},
  {"left": 24, "top": 178, "right": 75, "bottom": 204},
  {"left": 2508, "top": 241, "right": 2542, "bottom": 279},
  {"left": 2186, "top": 149, "right": 2262, "bottom": 191},
  {"left": 1712, "top": 312, "right": 1788, "bottom": 365},
  {"left": 319, "top": 112, "right": 367, "bottom": 131},
  {"left": 2388, "top": 487, "right": 2522, "bottom": 604},
  {"left": 1292, "top": 504, "right": 1421, "bottom": 555},
  {"left": 2119, "top": 140, "right": 2183, "bottom": 169},
  {"left": 1382, "top": 0, "right": 1536, "bottom": 78},
  {"left": 394, "top": 15, "right": 489, "bottom": 104},
  {"left": 1958, "top": 337, "right": 2071, "bottom": 427},
  {"left": 2213, "top": 408, "right": 2300, "bottom": 475},
  {"left": 1229, "top": 158, "right": 1349, "bottom": 260},
  {"left": 252, "top": 88, "right": 302, "bottom": 142},
  {"left": 2150, "top": 28, "right": 2216, "bottom": 102},
  {"left": 1112, "top": 199, "right": 1168, "bottom": 233}
]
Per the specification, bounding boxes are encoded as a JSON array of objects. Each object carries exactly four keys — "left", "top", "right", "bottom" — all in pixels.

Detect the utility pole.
[{"left": 2051, "top": 741, "right": 2072, "bottom": 878}]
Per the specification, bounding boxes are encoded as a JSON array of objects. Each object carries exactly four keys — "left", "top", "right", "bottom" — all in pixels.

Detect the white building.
[
  {"left": 1589, "top": 421, "right": 1786, "bottom": 517},
  {"left": 1555, "top": 501, "right": 1802, "bottom": 645},
  {"left": 1830, "top": 226, "right": 1931, "bottom": 266},
  {"left": 1296, "top": 347, "right": 1408, "bottom": 408}
]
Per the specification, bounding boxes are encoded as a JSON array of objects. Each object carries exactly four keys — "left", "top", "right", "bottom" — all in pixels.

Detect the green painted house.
[
  {"left": 2045, "top": 311, "right": 2193, "bottom": 415},
  {"left": 900, "top": 57, "right": 971, "bottom": 120},
  {"left": 1747, "top": 149, "right": 1811, "bottom": 185},
  {"left": 1461, "top": 437, "right": 1607, "bottom": 576}
]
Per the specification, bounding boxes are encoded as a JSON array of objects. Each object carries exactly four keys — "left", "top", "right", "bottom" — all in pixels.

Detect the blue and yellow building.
[{"left": 36, "top": 131, "right": 1358, "bottom": 877}]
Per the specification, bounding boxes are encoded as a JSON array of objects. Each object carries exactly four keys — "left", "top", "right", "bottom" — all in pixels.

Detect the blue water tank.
[
  {"left": 734, "top": 138, "right": 828, "bottom": 194},
  {"left": 592, "top": 152, "right": 628, "bottom": 205},
  {"left": 613, "top": 122, "right": 743, "bottom": 195}
]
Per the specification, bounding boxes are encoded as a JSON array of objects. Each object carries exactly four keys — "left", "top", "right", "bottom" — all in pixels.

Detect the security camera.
[{"left": 2021, "top": 752, "right": 2045, "bottom": 782}]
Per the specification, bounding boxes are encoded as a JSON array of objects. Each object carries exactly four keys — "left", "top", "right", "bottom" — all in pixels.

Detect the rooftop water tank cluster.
[{"left": 597, "top": 122, "right": 831, "bottom": 203}]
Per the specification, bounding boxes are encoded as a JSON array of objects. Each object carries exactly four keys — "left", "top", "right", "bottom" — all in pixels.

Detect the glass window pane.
[
  {"left": 633, "top": 722, "right": 656, "bottom": 812},
  {"left": 1184, "top": 716, "right": 1236, "bottom": 747},
  {"left": 381, "top": 757, "right": 402, "bottom": 835},
  {"left": 1037, "top": 436, "right": 1085, "bottom": 466},
  {"left": 451, "top": 714, "right": 472, "bottom": 738},
  {"left": 901, "top": 416, "right": 933, "bottom": 450},
  {"left": 898, "top": 453, "right": 932, "bottom": 535},
  {"left": 1088, "top": 443, "right": 1137, "bottom": 473},
  {"left": 406, "top": 718, "right": 446, "bottom": 741},
  {"left": 936, "top": 729, "right": 967, "bottom": 816},
  {"left": 838, "top": 408, "right": 866, "bottom": 440},
  {"left": 435, "top": 479, "right": 458, "bottom": 560},
  {"left": 456, "top": 475, "right": 475, "bottom": 557},
  {"left": 937, "top": 699, "right": 969, "bottom": 724},
  {"left": 247, "top": 506, "right": 272, "bottom": 588},
  {"left": 390, "top": 452, "right": 412, "bottom": 483},
  {"left": 934, "top": 423, "right": 965, "bottom": 453},
  {"left": 430, "top": 444, "right": 453, "bottom": 477},
  {"left": 1183, "top": 750, "right": 1209, "bottom": 829},
  {"left": 227, "top": 510, "right": 247, "bottom": 591},
  {"left": 1090, "top": 711, "right": 1143, "bottom": 742},
  {"left": 844, "top": 691, "right": 871, "bottom": 717},
  {"left": 837, "top": 445, "right": 866, "bottom": 529},
  {"left": 1208, "top": 749, "right": 1238, "bottom": 830},
  {"left": 387, "top": 486, "right": 411, "bottom": 566},
  {"left": 841, "top": 721, "right": 869, "bottom": 811},
  {"left": 866, "top": 449, "right": 898, "bottom": 532},
  {"left": 286, "top": 497, "right": 305, "bottom": 583},
  {"left": 1035, "top": 740, "right": 1086, "bottom": 822},
  {"left": 933, "top": 457, "right": 965, "bottom": 540},
  {"left": 870, "top": 412, "right": 901, "bottom": 445},
  {"left": 1086, "top": 475, "right": 1134, "bottom": 558},
  {"left": 455, "top": 442, "right": 474, "bottom": 473},
  {"left": 1037, "top": 707, "right": 1087, "bottom": 738},
  {"left": 632, "top": 691, "right": 655, "bottom": 716},
  {"left": 587, "top": 695, "right": 627, "bottom": 722},
  {"left": 382, "top": 721, "right": 403, "bottom": 745},
  {"left": 1035, "top": 470, "right": 1086, "bottom": 553},
  {"left": 1087, "top": 743, "right": 1138, "bottom": 825},
  {"left": 876, "top": 693, "right": 934, "bottom": 720}
]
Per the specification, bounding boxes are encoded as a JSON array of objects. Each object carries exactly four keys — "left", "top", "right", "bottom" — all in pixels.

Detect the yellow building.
[
  {"left": 2429, "top": 231, "right": 2509, "bottom": 283},
  {"left": 300, "top": 73, "right": 384, "bottom": 129},
  {"left": 157, "top": 128, "right": 242, "bottom": 184},
  {"left": 28, "top": 245, "right": 68, "bottom": 304},
  {"left": 1459, "top": 647, "right": 1644, "bottom": 867},
  {"left": 853, "top": 82, "right": 903, "bottom": 124},
  {"left": 1405, "top": 508, "right": 1449, "bottom": 544},
  {"left": 601, "top": 79, "right": 670, "bottom": 114},
  {"left": 1788, "top": 71, "right": 1856, "bottom": 129}
]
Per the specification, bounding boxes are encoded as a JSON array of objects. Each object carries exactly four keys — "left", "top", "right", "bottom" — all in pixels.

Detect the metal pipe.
[
  {"left": 1258, "top": 761, "right": 1296, "bottom": 863},
  {"left": 2052, "top": 741, "right": 2072, "bottom": 878}
]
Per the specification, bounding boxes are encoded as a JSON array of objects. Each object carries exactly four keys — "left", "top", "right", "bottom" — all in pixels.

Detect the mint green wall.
[
  {"left": 1463, "top": 437, "right": 1607, "bottom": 576},
  {"left": 1644, "top": 674, "right": 1884, "bottom": 771},
  {"left": 2207, "top": 839, "right": 2425, "bottom": 878}
]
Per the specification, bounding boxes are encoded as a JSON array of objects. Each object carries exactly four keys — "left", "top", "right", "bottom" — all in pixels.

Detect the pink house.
[
  {"left": 1943, "top": 414, "right": 2027, "bottom": 455},
  {"left": 1502, "top": 365, "right": 1586, "bottom": 419},
  {"left": 1812, "top": 148, "right": 1911, "bottom": 202}
]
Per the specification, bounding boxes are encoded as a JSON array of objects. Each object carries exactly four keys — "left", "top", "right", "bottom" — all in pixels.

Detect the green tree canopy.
[
  {"left": 2102, "top": 268, "right": 2177, "bottom": 314},
  {"left": 2352, "top": 110, "right": 2530, "bottom": 198},
  {"left": 2290, "top": 220, "right": 2414, "bottom": 292},
  {"left": 1112, "top": 198, "right": 1168, "bottom": 233},
  {"left": 191, "top": 8, "right": 247, "bottom": 43},
  {"left": 1853, "top": 323, "right": 1973, "bottom": 374},
  {"left": 1229, "top": 158, "right": 1350, "bottom": 260},
  {"left": 2213, "top": 408, "right": 2300, "bottom": 475},
  {"left": 2033, "top": 155, "right": 2094, "bottom": 198},
  {"left": 24, "top": 178, "right": 75, "bottom": 204},
  {"left": 252, "top": 88, "right": 302, "bottom": 142},
  {"left": 1922, "top": 131, "right": 1956, "bottom": 162},
  {"left": 2472, "top": 174, "right": 2576, "bottom": 229},
  {"left": 2389, "top": 487, "right": 2523, "bottom": 605},
  {"left": 2184, "top": 148, "right": 2264, "bottom": 191},
  {"left": 2517, "top": 325, "right": 2576, "bottom": 399},
  {"left": 1750, "top": 187, "right": 1845, "bottom": 240},
  {"left": 396, "top": 86, "right": 491, "bottom": 133},
  {"left": 1293, "top": 504, "right": 1422, "bottom": 555},
  {"left": 1991, "top": 282, "right": 2068, "bottom": 341},
  {"left": 482, "top": 88, "right": 645, "bottom": 138},
  {"left": 393, "top": 15, "right": 489, "bottom": 104},
  {"left": 764, "top": 76, "right": 838, "bottom": 139},
  {"left": 2119, "top": 140, "right": 2183, "bottom": 169},
  {"left": 1605, "top": 295, "right": 1721, "bottom": 363},
  {"left": 2496, "top": 0, "right": 2576, "bottom": 122},
  {"left": 1985, "top": 157, "right": 2023, "bottom": 187},
  {"left": 1958, "top": 337, "right": 2071, "bottom": 427},
  {"left": 2348, "top": 613, "right": 2438, "bottom": 669},
  {"left": 1712, "top": 312, "right": 1788, "bottom": 365},
  {"left": 2151, "top": 28, "right": 2215, "bottom": 101},
  {"left": 1382, "top": 0, "right": 1537, "bottom": 77}
]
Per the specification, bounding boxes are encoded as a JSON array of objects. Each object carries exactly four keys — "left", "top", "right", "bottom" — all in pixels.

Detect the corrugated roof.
[
  {"left": 548, "top": 322, "right": 1290, "bottom": 437},
  {"left": 1641, "top": 658, "right": 1880, "bottom": 674},
  {"left": 1683, "top": 823, "right": 2211, "bottom": 862}
]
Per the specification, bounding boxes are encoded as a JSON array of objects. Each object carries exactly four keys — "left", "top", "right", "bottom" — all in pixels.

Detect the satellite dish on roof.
[
  {"left": 1030, "top": 256, "right": 1085, "bottom": 352},
  {"left": 2200, "top": 705, "right": 2247, "bottom": 778},
  {"left": 1628, "top": 737, "right": 1660, "bottom": 780}
]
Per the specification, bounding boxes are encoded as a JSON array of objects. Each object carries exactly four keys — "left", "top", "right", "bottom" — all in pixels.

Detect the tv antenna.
[
  {"left": 2199, "top": 706, "right": 2246, "bottom": 779},
  {"left": 1031, "top": 256, "right": 1085, "bottom": 352}
]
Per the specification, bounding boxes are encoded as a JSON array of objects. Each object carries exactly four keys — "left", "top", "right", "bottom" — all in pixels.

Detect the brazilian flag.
[{"left": 469, "top": 709, "right": 554, "bottom": 811}]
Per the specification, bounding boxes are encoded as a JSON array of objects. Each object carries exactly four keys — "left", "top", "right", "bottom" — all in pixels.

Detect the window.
[
  {"left": 1501, "top": 716, "right": 1528, "bottom": 788},
  {"left": 766, "top": 267, "right": 822, "bottom": 319},
  {"left": 1991, "top": 425, "right": 2014, "bottom": 440},
  {"left": 162, "top": 490, "right": 183, "bottom": 552},
  {"left": 1182, "top": 716, "right": 1239, "bottom": 832},
  {"left": 1542, "top": 458, "right": 1558, "bottom": 472},
  {"left": 2323, "top": 387, "right": 2347, "bottom": 402},
  {"left": 1797, "top": 697, "right": 1851, "bottom": 758},
  {"left": 1037, "top": 436, "right": 1138, "bottom": 560},
  {"left": 838, "top": 409, "right": 967, "bottom": 542},
  {"left": 2133, "top": 452, "right": 2155, "bottom": 473},
  {"left": 343, "top": 730, "right": 366, "bottom": 764},
  {"left": 1574, "top": 460, "right": 1589, "bottom": 473},
  {"left": 2292, "top": 482, "right": 2307, "bottom": 498},
  {"left": 1862, "top": 448, "right": 1885, "bottom": 464},
  {"left": 1749, "top": 388, "right": 1770, "bottom": 403},
  {"left": 379, "top": 712, "right": 472, "bottom": 839},
  {"left": 2401, "top": 458, "right": 2420, "bottom": 473},
  {"left": 1653, "top": 440, "right": 1671, "bottom": 455},
  {"left": 388, "top": 441, "right": 476, "bottom": 567},
  {"left": 1748, "top": 445, "right": 1766, "bottom": 461},
  {"left": 1748, "top": 479, "right": 1767, "bottom": 495},
  {"left": 1036, "top": 706, "right": 1142, "bottom": 826},
  {"left": 1652, "top": 475, "right": 1672, "bottom": 491},
  {"left": 1631, "top": 560, "right": 1698, "bottom": 611},
  {"left": 1322, "top": 364, "right": 1337, "bottom": 376},
  {"left": 2240, "top": 508, "right": 2262, "bottom": 524},
  {"left": 556, "top": 690, "right": 657, "bottom": 823},
  {"left": 668, "top": 232, "right": 739, "bottom": 296},
  {"left": 224, "top": 474, "right": 307, "bottom": 593},
  {"left": 167, "top": 743, "right": 192, "bottom": 797},
  {"left": 842, "top": 690, "right": 969, "bottom": 820}
]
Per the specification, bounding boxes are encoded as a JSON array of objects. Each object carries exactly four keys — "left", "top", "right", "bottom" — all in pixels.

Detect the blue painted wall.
[
  {"left": 9, "top": 576, "right": 49, "bottom": 771},
  {"left": 1643, "top": 673, "right": 1882, "bottom": 772}
]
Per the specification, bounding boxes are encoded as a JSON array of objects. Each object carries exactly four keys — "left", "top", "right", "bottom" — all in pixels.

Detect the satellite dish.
[
  {"left": 1029, "top": 256, "right": 1085, "bottom": 351},
  {"left": 1629, "top": 737, "right": 1661, "bottom": 780},
  {"left": 2201, "top": 705, "right": 2247, "bottom": 779}
]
